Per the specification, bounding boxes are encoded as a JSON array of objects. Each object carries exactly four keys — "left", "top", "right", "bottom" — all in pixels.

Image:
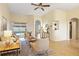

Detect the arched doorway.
[
  {"left": 35, "top": 20, "right": 41, "bottom": 37},
  {"left": 69, "top": 18, "right": 78, "bottom": 40}
]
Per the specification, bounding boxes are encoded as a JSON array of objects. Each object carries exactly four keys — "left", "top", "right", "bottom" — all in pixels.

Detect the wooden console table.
[{"left": 0, "top": 43, "right": 20, "bottom": 56}]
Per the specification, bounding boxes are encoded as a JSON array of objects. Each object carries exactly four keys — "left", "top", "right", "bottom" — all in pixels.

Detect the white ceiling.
[{"left": 8, "top": 3, "right": 79, "bottom": 16}]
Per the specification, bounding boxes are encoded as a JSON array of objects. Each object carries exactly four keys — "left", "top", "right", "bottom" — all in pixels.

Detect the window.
[{"left": 12, "top": 23, "right": 27, "bottom": 38}]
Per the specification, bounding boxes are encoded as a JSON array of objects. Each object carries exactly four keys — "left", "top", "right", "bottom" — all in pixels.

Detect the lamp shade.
[{"left": 4, "top": 30, "right": 12, "bottom": 37}]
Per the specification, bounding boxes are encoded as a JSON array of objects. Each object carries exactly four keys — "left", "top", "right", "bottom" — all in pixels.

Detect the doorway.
[
  {"left": 69, "top": 21, "right": 72, "bottom": 39},
  {"left": 69, "top": 18, "right": 78, "bottom": 40}
]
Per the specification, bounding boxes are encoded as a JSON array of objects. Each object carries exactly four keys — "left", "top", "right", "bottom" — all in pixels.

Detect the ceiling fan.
[{"left": 31, "top": 3, "right": 50, "bottom": 11}]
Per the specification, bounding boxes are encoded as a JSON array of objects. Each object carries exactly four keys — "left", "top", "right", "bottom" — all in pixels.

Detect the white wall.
[
  {"left": 41, "top": 9, "right": 68, "bottom": 41},
  {"left": 0, "top": 4, "right": 11, "bottom": 35},
  {"left": 52, "top": 10, "right": 68, "bottom": 41}
]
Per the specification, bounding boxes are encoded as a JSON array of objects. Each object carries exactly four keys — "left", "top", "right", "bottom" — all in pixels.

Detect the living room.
[{"left": 0, "top": 3, "right": 79, "bottom": 56}]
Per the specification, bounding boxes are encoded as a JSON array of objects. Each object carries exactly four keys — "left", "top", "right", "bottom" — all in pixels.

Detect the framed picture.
[
  {"left": 1, "top": 16, "right": 7, "bottom": 31},
  {"left": 52, "top": 21, "right": 59, "bottom": 30}
]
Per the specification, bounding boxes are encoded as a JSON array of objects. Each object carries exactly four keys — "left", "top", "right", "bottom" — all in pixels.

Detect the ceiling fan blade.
[
  {"left": 34, "top": 7, "right": 39, "bottom": 10},
  {"left": 42, "top": 5, "right": 50, "bottom": 7},
  {"left": 41, "top": 8, "right": 44, "bottom": 11},
  {"left": 31, "top": 3, "right": 39, "bottom": 6}
]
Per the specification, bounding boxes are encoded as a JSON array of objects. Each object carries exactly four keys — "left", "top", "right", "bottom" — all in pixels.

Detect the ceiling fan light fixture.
[{"left": 31, "top": 3, "right": 50, "bottom": 11}]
